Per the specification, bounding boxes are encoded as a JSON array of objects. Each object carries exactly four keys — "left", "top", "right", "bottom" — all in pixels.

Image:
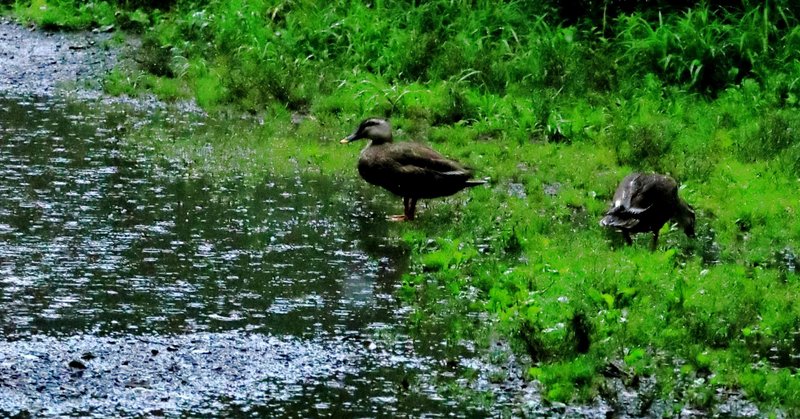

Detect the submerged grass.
[{"left": 8, "top": 0, "right": 800, "bottom": 414}]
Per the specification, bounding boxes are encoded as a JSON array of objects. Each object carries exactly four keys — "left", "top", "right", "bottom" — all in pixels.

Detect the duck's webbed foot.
[
  {"left": 389, "top": 197, "right": 417, "bottom": 222},
  {"left": 386, "top": 198, "right": 411, "bottom": 221}
]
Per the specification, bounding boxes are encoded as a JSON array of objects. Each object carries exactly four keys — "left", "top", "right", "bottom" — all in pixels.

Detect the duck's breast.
[{"left": 357, "top": 146, "right": 402, "bottom": 192}]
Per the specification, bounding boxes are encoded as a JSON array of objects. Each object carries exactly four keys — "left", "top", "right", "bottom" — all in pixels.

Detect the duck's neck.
[
  {"left": 675, "top": 199, "right": 693, "bottom": 225},
  {"left": 368, "top": 134, "right": 393, "bottom": 145},
  {"left": 676, "top": 199, "right": 691, "bottom": 215},
  {"left": 364, "top": 136, "right": 392, "bottom": 151}
]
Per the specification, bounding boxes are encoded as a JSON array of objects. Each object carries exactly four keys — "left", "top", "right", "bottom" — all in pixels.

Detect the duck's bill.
[{"left": 340, "top": 134, "right": 357, "bottom": 144}]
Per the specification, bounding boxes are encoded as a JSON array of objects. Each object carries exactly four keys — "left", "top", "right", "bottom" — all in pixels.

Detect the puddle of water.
[
  {"left": 0, "top": 331, "right": 459, "bottom": 417},
  {"left": 0, "top": 95, "right": 401, "bottom": 339},
  {"left": 0, "top": 95, "right": 493, "bottom": 416}
]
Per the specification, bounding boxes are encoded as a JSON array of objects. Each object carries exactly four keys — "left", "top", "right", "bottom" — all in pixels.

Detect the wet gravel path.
[{"left": 0, "top": 19, "right": 118, "bottom": 98}]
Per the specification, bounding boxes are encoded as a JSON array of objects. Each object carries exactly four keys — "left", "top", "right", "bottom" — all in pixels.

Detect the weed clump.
[
  {"left": 136, "top": 36, "right": 173, "bottom": 78},
  {"left": 737, "top": 111, "right": 800, "bottom": 162},
  {"left": 611, "top": 120, "right": 676, "bottom": 171}
]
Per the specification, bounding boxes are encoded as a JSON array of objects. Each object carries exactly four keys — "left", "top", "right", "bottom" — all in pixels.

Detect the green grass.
[
  {"left": 9, "top": 0, "right": 155, "bottom": 31},
  {"left": 9, "top": 0, "right": 800, "bottom": 414}
]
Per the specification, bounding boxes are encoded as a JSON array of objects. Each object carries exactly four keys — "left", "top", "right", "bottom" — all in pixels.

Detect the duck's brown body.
[
  {"left": 600, "top": 173, "right": 695, "bottom": 248},
  {"left": 342, "top": 118, "right": 485, "bottom": 221},
  {"left": 358, "top": 142, "right": 481, "bottom": 199}
]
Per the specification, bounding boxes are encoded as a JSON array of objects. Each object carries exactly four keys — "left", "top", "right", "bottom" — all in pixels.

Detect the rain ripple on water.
[{"left": 0, "top": 95, "right": 474, "bottom": 416}]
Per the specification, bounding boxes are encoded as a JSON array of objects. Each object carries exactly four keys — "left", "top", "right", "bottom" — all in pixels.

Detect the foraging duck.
[
  {"left": 600, "top": 173, "right": 695, "bottom": 249},
  {"left": 341, "top": 118, "right": 486, "bottom": 221}
]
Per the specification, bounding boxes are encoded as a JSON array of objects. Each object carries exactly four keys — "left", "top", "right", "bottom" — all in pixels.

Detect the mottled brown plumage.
[
  {"left": 341, "top": 118, "right": 486, "bottom": 221},
  {"left": 600, "top": 173, "right": 695, "bottom": 249}
]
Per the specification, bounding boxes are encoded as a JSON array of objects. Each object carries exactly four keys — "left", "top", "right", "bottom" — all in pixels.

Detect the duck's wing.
[
  {"left": 601, "top": 174, "right": 654, "bottom": 228},
  {"left": 611, "top": 174, "right": 656, "bottom": 214},
  {"left": 628, "top": 173, "right": 681, "bottom": 211},
  {"left": 388, "top": 143, "right": 473, "bottom": 178}
]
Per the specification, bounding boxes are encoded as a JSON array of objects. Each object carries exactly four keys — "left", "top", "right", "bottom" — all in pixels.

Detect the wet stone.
[
  {"left": 507, "top": 182, "right": 527, "bottom": 199},
  {"left": 68, "top": 360, "right": 87, "bottom": 370},
  {"left": 543, "top": 182, "right": 561, "bottom": 197}
]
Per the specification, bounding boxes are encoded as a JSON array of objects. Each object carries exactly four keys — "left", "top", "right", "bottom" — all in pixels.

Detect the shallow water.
[{"left": 0, "top": 95, "right": 491, "bottom": 416}]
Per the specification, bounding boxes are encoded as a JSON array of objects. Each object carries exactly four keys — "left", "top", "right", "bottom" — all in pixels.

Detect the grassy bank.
[{"left": 7, "top": 0, "right": 800, "bottom": 414}]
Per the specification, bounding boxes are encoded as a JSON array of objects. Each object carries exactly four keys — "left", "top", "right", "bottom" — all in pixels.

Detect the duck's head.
[
  {"left": 340, "top": 118, "right": 392, "bottom": 145},
  {"left": 677, "top": 202, "right": 696, "bottom": 238}
]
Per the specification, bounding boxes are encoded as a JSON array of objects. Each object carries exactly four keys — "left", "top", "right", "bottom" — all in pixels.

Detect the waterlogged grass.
[{"left": 10, "top": 0, "right": 800, "bottom": 414}]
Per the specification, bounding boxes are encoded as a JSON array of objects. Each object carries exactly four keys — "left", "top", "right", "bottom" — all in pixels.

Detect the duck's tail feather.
[
  {"left": 440, "top": 171, "right": 487, "bottom": 188},
  {"left": 464, "top": 179, "right": 488, "bottom": 187}
]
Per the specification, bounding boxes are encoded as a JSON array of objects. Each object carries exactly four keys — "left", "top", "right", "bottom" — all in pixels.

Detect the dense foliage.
[{"left": 7, "top": 0, "right": 800, "bottom": 414}]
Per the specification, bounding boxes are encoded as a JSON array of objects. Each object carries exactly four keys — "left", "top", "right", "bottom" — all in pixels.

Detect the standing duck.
[
  {"left": 600, "top": 173, "right": 695, "bottom": 249},
  {"left": 340, "top": 118, "right": 486, "bottom": 221}
]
